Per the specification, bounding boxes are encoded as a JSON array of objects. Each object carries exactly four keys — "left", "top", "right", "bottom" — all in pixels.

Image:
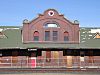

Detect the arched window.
[
  {"left": 44, "top": 23, "right": 60, "bottom": 28},
  {"left": 33, "top": 31, "right": 39, "bottom": 41},
  {"left": 64, "top": 31, "right": 69, "bottom": 41}
]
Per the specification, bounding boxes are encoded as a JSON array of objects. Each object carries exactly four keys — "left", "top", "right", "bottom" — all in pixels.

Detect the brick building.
[
  {"left": 22, "top": 9, "right": 79, "bottom": 44},
  {"left": 0, "top": 9, "right": 100, "bottom": 69}
]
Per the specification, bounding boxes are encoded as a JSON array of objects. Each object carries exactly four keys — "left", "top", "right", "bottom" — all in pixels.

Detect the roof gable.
[
  {"left": 0, "top": 32, "right": 7, "bottom": 39},
  {"left": 94, "top": 32, "right": 100, "bottom": 39}
]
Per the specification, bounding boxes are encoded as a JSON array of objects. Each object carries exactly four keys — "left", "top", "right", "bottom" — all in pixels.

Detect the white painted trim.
[
  {"left": 31, "top": 57, "right": 36, "bottom": 59},
  {"left": 79, "top": 31, "right": 80, "bottom": 43},
  {"left": 80, "top": 57, "right": 84, "bottom": 61},
  {"left": 22, "top": 31, "right": 23, "bottom": 43},
  {"left": 87, "top": 66, "right": 99, "bottom": 68}
]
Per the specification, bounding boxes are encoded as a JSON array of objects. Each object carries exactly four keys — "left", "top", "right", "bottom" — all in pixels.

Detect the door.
[
  {"left": 53, "top": 51, "right": 59, "bottom": 59},
  {"left": 46, "top": 51, "right": 51, "bottom": 62},
  {"left": 30, "top": 52, "right": 36, "bottom": 68},
  {"left": 31, "top": 57, "right": 36, "bottom": 68},
  {"left": 67, "top": 56, "right": 73, "bottom": 68},
  {"left": 12, "top": 56, "right": 18, "bottom": 67},
  {"left": 80, "top": 51, "right": 85, "bottom": 68},
  {"left": 80, "top": 56, "right": 85, "bottom": 68},
  {"left": 53, "top": 51, "right": 59, "bottom": 67}
]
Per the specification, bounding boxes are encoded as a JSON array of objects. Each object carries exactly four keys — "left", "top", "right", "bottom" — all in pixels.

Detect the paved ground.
[
  {"left": 0, "top": 68, "right": 100, "bottom": 75},
  {"left": 0, "top": 72, "right": 100, "bottom": 75}
]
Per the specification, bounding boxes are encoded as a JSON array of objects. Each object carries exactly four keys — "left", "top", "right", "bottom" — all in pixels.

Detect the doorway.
[{"left": 67, "top": 56, "right": 73, "bottom": 68}]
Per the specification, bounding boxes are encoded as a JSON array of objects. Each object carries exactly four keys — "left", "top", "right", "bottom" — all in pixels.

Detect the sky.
[{"left": 0, "top": 0, "right": 100, "bottom": 27}]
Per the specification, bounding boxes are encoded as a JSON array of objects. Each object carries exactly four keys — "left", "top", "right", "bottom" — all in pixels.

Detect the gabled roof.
[
  {"left": 0, "top": 26, "right": 100, "bottom": 49},
  {"left": 94, "top": 32, "right": 100, "bottom": 39},
  {"left": 29, "top": 9, "right": 78, "bottom": 25},
  {"left": 0, "top": 32, "right": 7, "bottom": 39}
]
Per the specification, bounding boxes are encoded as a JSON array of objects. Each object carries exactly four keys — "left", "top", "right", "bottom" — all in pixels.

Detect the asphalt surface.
[
  {"left": 0, "top": 68, "right": 100, "bottom": 75},
  {"left": 0, "top": 72, "right": 100, "bottom": 75}
]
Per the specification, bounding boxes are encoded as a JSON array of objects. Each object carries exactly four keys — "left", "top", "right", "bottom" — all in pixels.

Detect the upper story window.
[
  {"left": 44, "top": 23, "right": 60, "bottom": 28},
  {"left": 45, "top": 31, "right": 50, "bottom": 41},
  {"left": 64, "top": 31, "right": 69, "bottom": 41},
  {"left": 53, "top": 31, "right": 58, "bottom": 41},
  {"left": 33, "top": 31, "right": 39, "bottom": 41}
]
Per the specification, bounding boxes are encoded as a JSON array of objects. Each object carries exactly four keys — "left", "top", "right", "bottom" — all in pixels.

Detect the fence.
[{"left": 0, "top": 57, "right": 100, "bottom": 68}]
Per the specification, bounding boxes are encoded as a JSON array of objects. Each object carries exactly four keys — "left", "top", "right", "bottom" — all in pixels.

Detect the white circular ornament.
[{"left": 48, "top": 11, "right": 54, "bottom": 16}]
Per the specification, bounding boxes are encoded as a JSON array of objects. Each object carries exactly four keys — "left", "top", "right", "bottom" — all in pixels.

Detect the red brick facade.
[
  {"left": 0, "top": 9, "right": 100, "bottom": 70},
  {"left": 22, "top": 9, "right": 79, "bottom": 43}
]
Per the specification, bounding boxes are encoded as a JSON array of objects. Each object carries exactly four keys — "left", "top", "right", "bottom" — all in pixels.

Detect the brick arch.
[
  {"left": 30, "top": 18, "right": 72, "bottom": 30},
  {"left": 33, "top": 31, "right": 39, "bottom": 36},
  {"left": 43, "top": 21, "right": 60, "bottom": 28},
  {"left": 64, "top": 31, "right": 69, "bottom": 36}
]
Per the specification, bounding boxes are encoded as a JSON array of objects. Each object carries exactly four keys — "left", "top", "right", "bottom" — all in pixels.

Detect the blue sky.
[{"left": 0, "top": 0, "right": 100, "bottom": 27}]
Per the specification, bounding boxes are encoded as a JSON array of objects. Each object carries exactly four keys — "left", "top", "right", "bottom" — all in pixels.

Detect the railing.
[{"left": 0, "top": 58, "right": 100, "bottom": 68}]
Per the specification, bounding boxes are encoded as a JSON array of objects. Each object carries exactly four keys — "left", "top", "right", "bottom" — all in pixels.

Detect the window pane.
[
  {"left": 44, "top": 23, "right": 59, "bottom": 28},
  {"left": 44, "top": 23, "right": 60, "bottom": 28},
  {"left": 53, "top": 31, "right": 58, "bottom": 41},
  {"left": 53, "top": 37, "right": 57, "bottom": 41},
  {"left": 34, "top": 36, "right": 39, "bottom": 41},
  {"left": 64, "top": 36, "right": 69, "bottom": 41},
  {"left": 47, "top": 24, "right": 58, "bottom": 27},
  {"left": 45, "top": 31, "right": 50, "bottom": 41}
]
